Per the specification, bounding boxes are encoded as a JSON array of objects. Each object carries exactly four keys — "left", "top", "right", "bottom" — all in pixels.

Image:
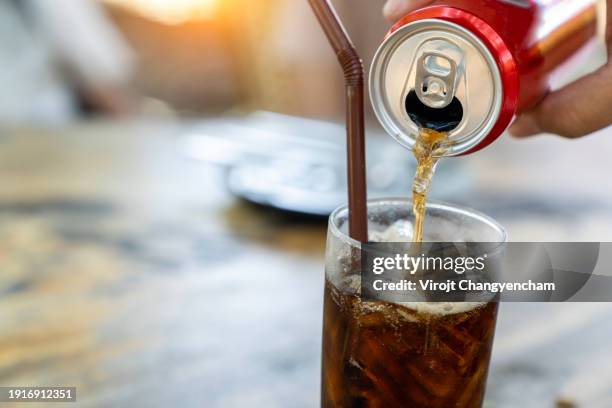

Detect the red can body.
[{"left": 389, "top": 0, "right": 599, "bottom": 154}]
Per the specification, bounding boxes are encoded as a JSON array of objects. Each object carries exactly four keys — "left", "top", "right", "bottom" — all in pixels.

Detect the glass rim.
[{"left": 329, "top": 197, "right": 507, "bottom": 248}]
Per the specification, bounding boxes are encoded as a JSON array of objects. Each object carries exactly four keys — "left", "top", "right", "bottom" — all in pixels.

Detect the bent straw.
[{"left": 308, "top": 0, "right": 368, "bottom": 243}]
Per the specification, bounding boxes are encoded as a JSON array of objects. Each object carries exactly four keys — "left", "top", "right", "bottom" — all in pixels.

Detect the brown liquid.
[
  {"left": 412, "top": 128, "right": 448, "bottom": 242},
  {"left": 321, "top": 280, "right": 498, "bottom": 408}
]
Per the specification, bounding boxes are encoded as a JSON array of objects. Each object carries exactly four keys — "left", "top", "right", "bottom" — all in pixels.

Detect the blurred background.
[
  {"left": 1, "top": 0, "right": 612, "bottom": 407},
  {"left": 1, "top": 0, "right": 387, "bottom": 122}
]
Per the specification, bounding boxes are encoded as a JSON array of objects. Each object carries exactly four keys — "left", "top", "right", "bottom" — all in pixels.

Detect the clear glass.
[{"left": 322, "top": 198, "right": 506, "bottom": 408}]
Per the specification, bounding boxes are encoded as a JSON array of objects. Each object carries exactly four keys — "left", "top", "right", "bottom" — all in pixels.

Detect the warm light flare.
[{"left": 104, "top": 0, "right": 220, "bottom": 24}]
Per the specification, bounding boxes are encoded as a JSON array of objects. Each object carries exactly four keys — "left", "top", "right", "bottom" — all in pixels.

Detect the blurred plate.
[{"left": 182, "top": 111, "right": 472, "bottom": 216}]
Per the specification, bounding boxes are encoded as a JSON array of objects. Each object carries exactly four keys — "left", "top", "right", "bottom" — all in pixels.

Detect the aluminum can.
[{"left": 370, "top": 0, "right": 602, "bottom": 155}]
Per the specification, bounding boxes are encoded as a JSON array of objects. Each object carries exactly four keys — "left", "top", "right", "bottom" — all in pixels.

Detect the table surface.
[{"left": 1, "top": 120, "right": 612, "bottom": 408}]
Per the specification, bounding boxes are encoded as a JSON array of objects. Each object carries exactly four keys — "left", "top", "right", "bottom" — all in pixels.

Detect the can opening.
[{"left": 405, "top": 90, "right": 463, "bottom": 132}]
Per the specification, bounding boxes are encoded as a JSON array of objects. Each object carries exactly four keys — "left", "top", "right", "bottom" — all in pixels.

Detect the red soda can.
[{"left": 369, "top": 0, "right": 603, "bottom": 155}]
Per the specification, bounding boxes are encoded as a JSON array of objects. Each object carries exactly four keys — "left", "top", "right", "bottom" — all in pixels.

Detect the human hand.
[
  {"left": 509, "top": 20, "right": 612, "bottom": 139},
  {"left": 383, "top": 0, "right": 612, "bottom": 139}
]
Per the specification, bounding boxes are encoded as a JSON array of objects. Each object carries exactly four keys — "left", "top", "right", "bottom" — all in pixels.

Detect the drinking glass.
[{"left": 322, "top": 198, "right": 506, "bottom": 407}]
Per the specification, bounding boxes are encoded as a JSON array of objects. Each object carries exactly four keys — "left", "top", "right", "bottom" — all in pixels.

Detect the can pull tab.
[
  {"left": 415, "top": 51, "right": 457, "bottom": 109},
  {"left": 415, "top": 50, "right": 459, "bottom": 109}
]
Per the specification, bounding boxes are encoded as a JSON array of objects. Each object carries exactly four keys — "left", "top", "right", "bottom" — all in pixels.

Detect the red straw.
[{"left": 308, "top": 0, "right": 368, "bottom": 243}]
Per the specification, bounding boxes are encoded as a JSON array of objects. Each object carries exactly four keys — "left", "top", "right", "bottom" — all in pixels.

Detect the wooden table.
[{"left": 0, "top": 120, "right": 611, "bottom": 407}]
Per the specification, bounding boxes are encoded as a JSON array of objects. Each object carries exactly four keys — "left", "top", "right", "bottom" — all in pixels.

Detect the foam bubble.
[
  {"left": 398, "top": 301, "right": 486, "bottom": 316},
  {"left": 370, "top": 220, "right": 413, "bottom": 242},
  {"left": 368, "top": 221, "right": 487, "bottom": 316},
  {"left": 329, "top": 220, "right": 491, "bottom": 317}
]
